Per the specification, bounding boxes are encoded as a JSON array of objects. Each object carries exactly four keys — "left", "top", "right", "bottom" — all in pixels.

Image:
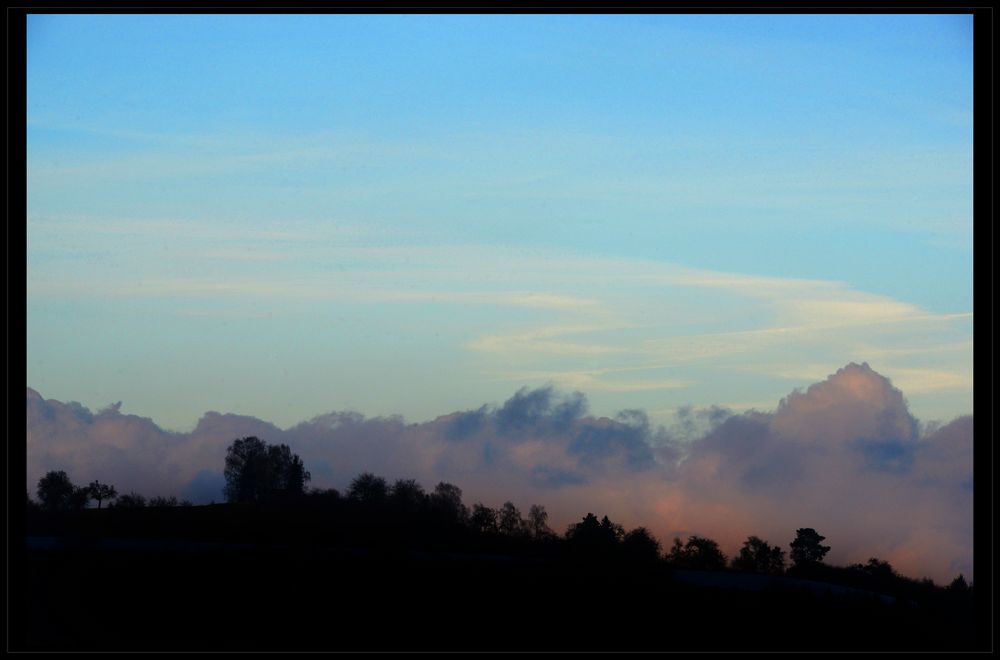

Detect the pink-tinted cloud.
[
  {"left": 25, "top": 363, "right": 973, "bottom": 583},
  {"left": 656, "top": 364, "right": 971, "bottom": 582}
]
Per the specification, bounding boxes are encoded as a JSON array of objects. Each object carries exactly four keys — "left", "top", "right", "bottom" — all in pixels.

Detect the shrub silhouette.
[
  {"left": 859, "top": 557, "right": 895, "bottom": 578},
  {"left": 113, "top": 492, "right": 147, "bottom": 508},
  {"left": 668, "top": 535, "right": 727, "bottom": 570}
]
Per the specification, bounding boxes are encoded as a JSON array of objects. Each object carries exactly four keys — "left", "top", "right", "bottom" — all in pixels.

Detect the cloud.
[
  {"left": 28, "top": 234, "right": 971, "bottom": 429},
  {"left": 490, "top": 367, "right": 693, "bottom": 393},
  {"left": 770, "top": 362, "right": 918, "bottom": 447},
  {"left": 26, "top": 363, "right": 973, "bottom": 584},
  {"left": 663, "top": 364, "right": 970, "bottom": 581},
  {"left": 181, "top": 470, "right": 226, "bottom": 503},
  {"left": 496, "top": 386, "right": 586, "bottom": 435},
  {"left": 467, "top": 324, "right": 628, "bottom": 357}
]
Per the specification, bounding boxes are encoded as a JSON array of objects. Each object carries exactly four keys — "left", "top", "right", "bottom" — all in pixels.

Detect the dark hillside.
[{"left": 17, "top": 501, "right": 976, "bottom": 652}]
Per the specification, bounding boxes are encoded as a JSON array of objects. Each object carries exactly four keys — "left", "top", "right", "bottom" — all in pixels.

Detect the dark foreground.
[{"left": 15, "top": 504, "right": 978, "bottom": 652}]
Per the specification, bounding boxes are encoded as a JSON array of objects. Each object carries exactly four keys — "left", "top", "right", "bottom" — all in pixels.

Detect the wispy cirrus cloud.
[
  {"left": 467, "top": 324, "right": 629, "bottom": 356},
  {"left": 27, "top": 213, "right": 350, "bottom": 243},
  {"left": 488, "top": 366, "right": 693, "bottom": 393},
  {"left": 27, "top": 239, "right": 972, "bottom": 424}
]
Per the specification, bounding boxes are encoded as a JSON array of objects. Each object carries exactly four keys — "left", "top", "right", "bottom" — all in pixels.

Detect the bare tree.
[
  {"left": 528, "top": 504, "right": 553, "bottom": 538},
  {"left": 498, "top": 501, "right": 525, "bottom": 536},
  {"left": 88, "top": 480, "right": 118, "bottom": 509}
]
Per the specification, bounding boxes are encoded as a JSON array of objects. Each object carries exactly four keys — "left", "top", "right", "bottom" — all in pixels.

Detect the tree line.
[
  {"left": 27, "top": 435, "right": 973, "bottom": 597},
  {"left": 29, "top": 470, "right": 194, "bottom": 511}
]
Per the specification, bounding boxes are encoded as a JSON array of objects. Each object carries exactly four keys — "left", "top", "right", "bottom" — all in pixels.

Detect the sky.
[
  {"left": 27, "top": 15, "right": 972, "bottom": 430},
  {"left": 27, "top": 14, "right": 973, "bottom": 433},
  {"left": 26, "top": 14, "right": 975, "bottom": 581}
]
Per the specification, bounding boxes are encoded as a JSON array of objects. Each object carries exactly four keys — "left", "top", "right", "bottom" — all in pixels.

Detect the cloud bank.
[{"left": 26, "top": 363, "right": 972, "bottom": 583}]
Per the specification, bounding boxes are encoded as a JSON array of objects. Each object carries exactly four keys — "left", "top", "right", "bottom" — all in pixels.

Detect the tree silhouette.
[
  {"left": 859, "top": 557, "right": 895, "bottom": 579},
  {"left": 731, "top": 536, "right": 785, "bottom": 574},
  {"left": 346, "top": 472, "right": 389, "bottom": 503},
  {"left": 565, "top": 512, "right": 601, "bottom": 542},
  {"left": 389, "top": 478, "right": 426, "bottom": 511},
  {"left": 566, "top": 513, "right": 624, "bottom": 551},
  {"left": 224, "top": 436, "right": 311, "bottom": 503},
  {"left": 428, "top": 482, "right": 468, "bottom": 523},
  {"left": 622, "top": 527, "right": 662, "bottom": 563},
  {"left": 267, "top": 443, "right": 310, "bottom": 497},
  {"left": 668, "top": 535, "right": 728, "bottom": 570},
  {"left": 37, "top": 470, "right": 84, "bottom": 512},
  {"left": 498, "top": 501, "right": 525, "bottom": 536},
  {"left": 114, "top": 492, "right": 147, "bottom": 508},
  {"left": 599, "top": 515, "right": 625, "bottom": 543},
  {"left": 789, "top": 528, "right": 831, "bottom": 568},
  {"left": 149, "top": 495, "right": 179, "bottom": 507},
  {"left": 88, "top": 480, "right": 118, "bottom": 509},
  {"left": 224, "top": 437, "right": 269, "bottom": 502},
  {"left": 470, "top": 503, "right": 499, "bottom": 533},
  {"left": 70, "top": 486, "right": 92, "bottom": 509},
  {"left": 527, "top": 504, "right": 553, "bottom": 539}
]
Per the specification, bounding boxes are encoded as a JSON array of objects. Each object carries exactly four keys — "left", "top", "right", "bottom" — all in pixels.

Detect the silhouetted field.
[{"left": 17, "top": 500, "right": 976, "bottom": 652}]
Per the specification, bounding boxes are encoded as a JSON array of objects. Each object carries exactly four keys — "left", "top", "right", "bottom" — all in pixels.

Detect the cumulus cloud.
[
  {"left": 26, "top": 363, "right": 973, "bottom": 583},
  {"left": 660, "top": 364, "right": 971, "bottom": 582}
]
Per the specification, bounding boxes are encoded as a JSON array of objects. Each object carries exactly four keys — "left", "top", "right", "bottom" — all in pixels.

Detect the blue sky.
[{"left": 27, "top": 14, "right": 973, "bottom": 431}]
